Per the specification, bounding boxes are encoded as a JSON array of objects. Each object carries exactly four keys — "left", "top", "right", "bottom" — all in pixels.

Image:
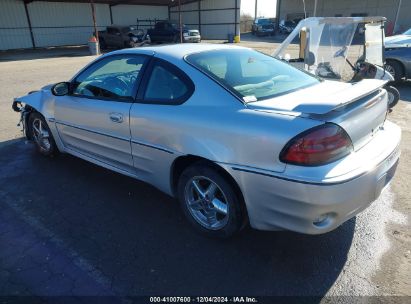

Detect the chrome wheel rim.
[
  {"left": 385, "top": 64, "right": 395, "bottom": 79},
  {"left": 32, "top": 118, "right": 51, "bottom": 152},
  {"left": 184, "top": 176, "right": 229, "bottom": 230}
]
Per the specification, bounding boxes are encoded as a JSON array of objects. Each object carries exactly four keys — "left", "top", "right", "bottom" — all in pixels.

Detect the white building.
[
  {"left": 0, "top": 0, "right": 240, "bottom": 50},
  {"left": 277, "top": 0, "right": 411, "bottom": 34}
]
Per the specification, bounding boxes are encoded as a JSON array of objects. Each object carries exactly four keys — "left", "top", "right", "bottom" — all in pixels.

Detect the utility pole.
[
  {"left": 178, "top": 0, "right": 183, "bottom": 43},
  {"left": 394, "top": 0, "right": 402, "bottom": 34},
  {"left": 313, "top": 0, "right": 318, "bottom": 17},
  {"left": 90, "top": 0, "right": 98, "bottom": 41},
  {"left": 255, "top": 0, "right": 258, "bottom": 19},
  {"left": 302, "top": 0, "right": 307, "bottom": 18}
]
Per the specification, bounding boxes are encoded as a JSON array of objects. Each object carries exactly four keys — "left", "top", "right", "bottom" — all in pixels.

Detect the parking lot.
[{"left": 0, "top": 39, "right": 410, "bottom": 298}]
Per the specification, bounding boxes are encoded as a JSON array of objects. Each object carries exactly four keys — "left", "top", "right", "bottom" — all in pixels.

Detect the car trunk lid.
[{"left": 247, "top": 79, "right": 389, "bottom": 151}]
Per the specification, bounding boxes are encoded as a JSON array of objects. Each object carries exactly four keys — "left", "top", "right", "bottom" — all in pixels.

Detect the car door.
[
  {"left": 111, "top": 27, "right": 123, "bottom": 47},
  {"left": 129, "top": 58, "right": 194, "bottom": 191},
  {"left": 55, "top": 54, "right": 149, "bottom": 173},
  {"left": 154, "top": 22, "right": 165, "bottom": 41},
  {"left": 105, "top": 27, "right": 116, "bottom": 46}
]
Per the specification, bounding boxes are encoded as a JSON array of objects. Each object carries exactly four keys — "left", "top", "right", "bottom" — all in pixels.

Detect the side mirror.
[{"left": 51, "top": 82, "right": 69, "bottom": 96}]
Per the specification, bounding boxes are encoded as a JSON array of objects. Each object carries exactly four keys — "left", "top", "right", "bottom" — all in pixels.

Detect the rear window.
[{"left": 186, "top": 49, "right": 320, "bottom": 102}]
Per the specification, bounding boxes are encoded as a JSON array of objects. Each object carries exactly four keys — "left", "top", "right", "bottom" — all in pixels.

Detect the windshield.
[
  {"left": 186, "top": 49, "right": 320, "bottom": 102},
  {"left": 403, "top": 28, "right": 411, "bottom": 35},
  {"left": 257, "top": 19, "right": 271, "bottom": 24},
  {"left": 273, "top": 17, "right": 385, "bottom": 81}
]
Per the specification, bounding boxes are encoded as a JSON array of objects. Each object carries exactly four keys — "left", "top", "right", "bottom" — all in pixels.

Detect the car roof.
[{"left": 107, "top": 43, "right": 248, "bottom": 60}]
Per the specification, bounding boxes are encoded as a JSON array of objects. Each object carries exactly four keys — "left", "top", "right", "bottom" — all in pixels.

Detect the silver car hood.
[{"left": 246, "top": 79, "right": 387, "bottom": 115}]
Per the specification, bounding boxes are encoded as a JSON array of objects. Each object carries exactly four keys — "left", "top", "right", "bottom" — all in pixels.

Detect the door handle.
[{"left": 109, "top": 113, "right": 123, "bottom": 123}]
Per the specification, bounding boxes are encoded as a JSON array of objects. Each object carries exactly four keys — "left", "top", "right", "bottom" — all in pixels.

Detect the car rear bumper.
[{"left": 221, "top": 121, "right": 401, "bottom": 234}]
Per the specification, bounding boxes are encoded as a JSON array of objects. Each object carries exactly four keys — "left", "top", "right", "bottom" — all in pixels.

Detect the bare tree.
[{"left": 241, "top": 13, "right": 254, "bottom": 33}]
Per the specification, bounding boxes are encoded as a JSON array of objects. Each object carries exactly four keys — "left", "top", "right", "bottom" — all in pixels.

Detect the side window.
[
  {"left": 72, "top": 55, "right": 147, "bottom": 101},
  {"left": 143, "top": 61, "right": 193, "bottom": 104},
  {"left": 156, "top": 22, "right": 165, "bottom": 30}
]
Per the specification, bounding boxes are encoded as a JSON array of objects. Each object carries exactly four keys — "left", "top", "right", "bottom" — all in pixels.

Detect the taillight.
[{"left": 280, "top": 123, "right": 353, "bottom": 166}]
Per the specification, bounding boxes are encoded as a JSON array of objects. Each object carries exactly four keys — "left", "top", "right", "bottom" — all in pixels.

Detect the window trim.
[
  {"left": 68, "top": 54, "right": 151, "bottom": 103},
  {"left": 136, "top": 57, "right": 195, "bottom": 105}
]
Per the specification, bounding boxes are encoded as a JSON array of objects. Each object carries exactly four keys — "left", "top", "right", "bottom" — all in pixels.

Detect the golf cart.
[{"left": 273, "top": 17, "right": 400, "bottom": 108}]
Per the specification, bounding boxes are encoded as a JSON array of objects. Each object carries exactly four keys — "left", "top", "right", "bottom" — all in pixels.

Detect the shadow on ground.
[
  {"left": 0, "top": 46, "right": 92, "bottom": 62},
  {"left": 0, "top": 139, "right": 355, "bottom": 297},
  {"left": 396, "top": 80, "right": 411, "bottom": 102}
]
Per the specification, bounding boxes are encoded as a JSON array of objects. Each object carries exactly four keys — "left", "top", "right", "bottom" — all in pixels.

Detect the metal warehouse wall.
[
  {"left": 27, "top": 1, "right": 110, "bottom": 48},
  {"left": 278, "top": 0, "right": 411, "bottom": 33},
  {"left": 170, "top": 0, "right": 241, "bottom": 40},
  {"left": 0, "top": 0, "right": 33, "bottom": 50},
  {"left": 0, "top": 1, "right": 168, "bottom": 50},
  {"left": 0, "top": 0, "right": 241, "bottom": 50},
  {"left": 111, "top": 5, "right": 168, "bottom": 30}
]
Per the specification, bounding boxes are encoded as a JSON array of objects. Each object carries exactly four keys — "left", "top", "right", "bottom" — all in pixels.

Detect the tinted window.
[
  {"left": 72, "top": 55, "right": 147, "bottom": 101},
  {"left": 186, "top": 49, "right": 320, "bottom": 102},
  {"left": 257, "top": 19, "right": 271, "bottom": 24},
  {"left": 144, "top": 61, "right": 192, "bottom": 104},
  {"left": 155, "top": 22, "right": 165, "bottom": 30}
]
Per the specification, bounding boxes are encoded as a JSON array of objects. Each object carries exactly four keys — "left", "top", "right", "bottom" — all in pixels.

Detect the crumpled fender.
[{"left": 16, "top": 85, "right": 56, "bottom": 120}]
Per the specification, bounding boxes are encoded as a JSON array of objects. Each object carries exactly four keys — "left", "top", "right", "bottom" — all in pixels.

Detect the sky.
[{"left": 241, "top": 0, "right": 277, "bottom": 18}]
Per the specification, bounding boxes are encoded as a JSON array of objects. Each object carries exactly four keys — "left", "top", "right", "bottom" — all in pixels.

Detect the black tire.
[
  {"left": 385, "top": 60, "right": 404, "bottom": 82},
  {"left": 177, "top": 162, "right": 245, "bottom": 238},
  {"left": 28, "top": 112, "right": 58, "bottom": 157},
  {"left": 99, "top": 38, "right": 107, "bottom": 50},
  {"left": 385, "top": 85, "right": 400, "bottom": 109}
]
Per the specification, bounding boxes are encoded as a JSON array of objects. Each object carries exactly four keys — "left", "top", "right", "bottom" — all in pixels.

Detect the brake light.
[{"left": 280, "top": 124, "right": 353, "bottom": 166}]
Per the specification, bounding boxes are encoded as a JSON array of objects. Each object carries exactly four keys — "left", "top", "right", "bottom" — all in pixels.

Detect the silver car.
[{"left": 12, "top": 44, "right": 401, "bottom": 238}]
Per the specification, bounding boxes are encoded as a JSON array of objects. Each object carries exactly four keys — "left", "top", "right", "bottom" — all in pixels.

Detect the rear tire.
[
  {"left": 28, "top": 113, "right": 58, "bottom": 157},
  {"left": 177, "top": 162, "right": 245, "bottom": 238}
]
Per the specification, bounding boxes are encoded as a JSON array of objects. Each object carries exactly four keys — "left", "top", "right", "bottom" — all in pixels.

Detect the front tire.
[
  {"left": 385, "top": 60, "right": 404, "bottom": 82},
  {"left": 28, "top": 113, "right": 58, "bottom": 157},
  {"left": 177, "top": 162, "right": 245, "bottom": 238}
]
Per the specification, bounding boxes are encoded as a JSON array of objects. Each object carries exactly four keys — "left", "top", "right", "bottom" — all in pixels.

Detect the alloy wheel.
[
  {"left": 385, "top": 64, "right": 396, "bottom": 79},
  {"left": 32, "top": 118, "right": 51, "bottom": 152},
  {"left": 184, "top": 176, "right": 229, "bottom": 230}
]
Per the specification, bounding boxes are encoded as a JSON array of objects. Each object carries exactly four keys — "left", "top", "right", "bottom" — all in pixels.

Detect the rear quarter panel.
[{"left": 129, "top": 59, "right": 322, "bottom": 194}]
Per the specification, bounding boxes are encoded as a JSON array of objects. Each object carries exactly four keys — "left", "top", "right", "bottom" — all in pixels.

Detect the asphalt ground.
[{"left": 0, "top": 38, "right": 410, "bottom": 300}]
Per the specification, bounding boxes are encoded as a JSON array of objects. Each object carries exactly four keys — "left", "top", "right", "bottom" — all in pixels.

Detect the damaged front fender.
[{"left": 12, "top": 86, "right": 56, "bottom": 139}]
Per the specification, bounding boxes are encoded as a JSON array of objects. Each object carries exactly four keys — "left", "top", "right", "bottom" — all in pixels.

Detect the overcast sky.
[{"left": 241, "top": 0, "right": 277, "bottom": 18}]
